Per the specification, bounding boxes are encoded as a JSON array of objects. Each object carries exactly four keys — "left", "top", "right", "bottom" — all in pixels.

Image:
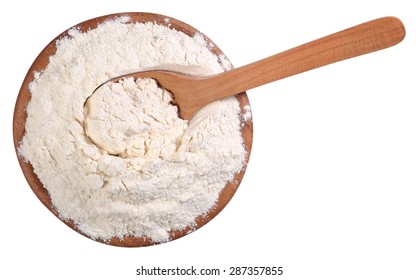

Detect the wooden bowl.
[{"left": 13, "top": 12, "right": 253, "bottom": 247}]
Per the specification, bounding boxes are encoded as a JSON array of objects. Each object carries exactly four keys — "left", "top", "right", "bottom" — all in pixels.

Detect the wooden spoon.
[{"left": 102, "top": 16, "right": 405, "bottom": 120}]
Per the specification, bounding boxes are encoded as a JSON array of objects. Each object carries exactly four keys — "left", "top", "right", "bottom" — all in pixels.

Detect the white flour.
[{"left": 19, "top": 16, "right": 246, "bottom": 243}]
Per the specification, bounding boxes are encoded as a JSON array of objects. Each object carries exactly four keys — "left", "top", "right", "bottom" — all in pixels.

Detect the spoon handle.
[{"left": 205, "top": 17, "right": 405, "bottom": 98}]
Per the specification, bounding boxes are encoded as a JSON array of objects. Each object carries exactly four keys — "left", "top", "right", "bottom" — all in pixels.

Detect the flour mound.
[{"left": 19, "top": 17, "right": 246, "bottom": 243}]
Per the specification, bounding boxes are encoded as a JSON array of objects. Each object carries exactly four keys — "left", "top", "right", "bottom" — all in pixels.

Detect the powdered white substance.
[
  {"left": 19, "top": 16, "right": 246, "bottom": 242},
  {"left": 242, "top": 105, "right": 252, "bottom": 123}
]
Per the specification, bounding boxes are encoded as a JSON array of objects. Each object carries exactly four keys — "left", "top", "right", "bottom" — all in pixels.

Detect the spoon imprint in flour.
[{"left": 98, "top": 17, "right": 405, "bottom": 120}]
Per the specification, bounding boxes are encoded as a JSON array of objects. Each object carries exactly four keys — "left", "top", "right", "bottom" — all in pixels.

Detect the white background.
[{"left": 2, "top": 0, "right": 418, "bottom": 279}]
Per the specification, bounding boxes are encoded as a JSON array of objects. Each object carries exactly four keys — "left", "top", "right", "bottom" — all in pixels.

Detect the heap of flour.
[{"left": 19, "top": 16, "right": 246, "bottom": 242}]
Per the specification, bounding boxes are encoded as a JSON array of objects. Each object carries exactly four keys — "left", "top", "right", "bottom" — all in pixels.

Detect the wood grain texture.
[
  {"left": 13, "top": 12, "right": 253, "bottom": 247},
  {"left": 122, "top": 17, "right": 405, "bottom": 120}
]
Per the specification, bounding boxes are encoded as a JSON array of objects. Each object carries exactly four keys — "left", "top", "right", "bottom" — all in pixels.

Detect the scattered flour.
[
  {"left": 19, "top": 16, "right": 246, "bottom": 243},
  {"left": 242, "top": 105, "right": 252, "bottom": 123}
]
